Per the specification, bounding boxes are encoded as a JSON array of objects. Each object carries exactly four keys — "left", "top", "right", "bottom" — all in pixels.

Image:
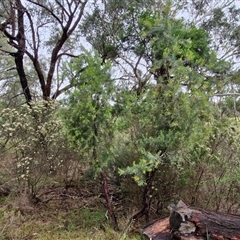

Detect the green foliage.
[
  {"left": 138, "top": 10, "right": 221, "bottom": 72},
  {"left": 62, "top": 52, "right": 115, "bottom": 174},
  {"left": 113, "top": 7, "right": 219, "bottom": 184},
  {"left": 117, "top": 79, "right": 214, "bottom": 185},
  {"left": 111, "top": 4, "right": 238, "bottom": 206},
  {"left": 175, "top": 117, "right": 240, "bottom": 210}
]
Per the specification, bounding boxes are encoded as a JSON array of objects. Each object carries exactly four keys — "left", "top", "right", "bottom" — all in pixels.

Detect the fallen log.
[
  {"left": 142, "top": 216, "right": 171, "bottom": 240},
  {"left": 142, "top": 201, "right": 240, "bottom": 240}
]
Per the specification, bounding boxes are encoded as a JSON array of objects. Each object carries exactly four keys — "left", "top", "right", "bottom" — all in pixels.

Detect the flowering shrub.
[{"left": 0, "top": 101, "right": 66, "bottom": 196}]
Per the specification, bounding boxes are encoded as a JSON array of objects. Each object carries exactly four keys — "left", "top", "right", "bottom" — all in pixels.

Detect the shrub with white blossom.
[{"left": 0, "top": 101, "right": 67, "bottom": 197}]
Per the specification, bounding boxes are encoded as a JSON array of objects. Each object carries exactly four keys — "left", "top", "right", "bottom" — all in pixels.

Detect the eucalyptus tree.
[{"left": 0, "top": 0, "right": 89, "bottom": 103}]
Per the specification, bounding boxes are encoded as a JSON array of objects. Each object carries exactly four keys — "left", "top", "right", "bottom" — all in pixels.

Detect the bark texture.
[{"left": 142, "top": 200, "right": 240, "bottom": 240}]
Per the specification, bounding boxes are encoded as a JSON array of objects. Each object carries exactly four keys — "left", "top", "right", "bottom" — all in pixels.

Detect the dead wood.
[{"left": 142, "top": 200, "right": 240, "bottom": 240}]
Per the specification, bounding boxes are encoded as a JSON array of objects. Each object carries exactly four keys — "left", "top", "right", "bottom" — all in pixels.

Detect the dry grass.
[{"left": 0, "top": 192, "right": 142, "bottom": 240}]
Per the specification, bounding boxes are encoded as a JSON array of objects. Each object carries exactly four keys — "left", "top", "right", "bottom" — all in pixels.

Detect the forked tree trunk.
[{"left": 142, "top": 201, "right": 240, "bottom": 240}]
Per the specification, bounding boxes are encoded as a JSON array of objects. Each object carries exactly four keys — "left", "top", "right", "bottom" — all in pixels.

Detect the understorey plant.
[{"left": 0, "top": 100, "right": 67, "bottom": 201}]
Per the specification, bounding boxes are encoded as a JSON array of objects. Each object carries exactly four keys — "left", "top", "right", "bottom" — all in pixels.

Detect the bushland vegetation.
[{"left": 0, "top": 0, "right": 240, "bottom": 239}]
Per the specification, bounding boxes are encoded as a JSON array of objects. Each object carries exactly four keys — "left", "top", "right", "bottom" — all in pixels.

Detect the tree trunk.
[
  {"left": 15, "top": 53, "right": 32, "bottom": 103},
  {"left": 142, "top": 200, "right": 240, "bottom": 240},
  {"left": 100, "top": 171, "right": 118, "bottom": 230},
  {"left": 131, "top": 169, "right": 156, "bottom": 222},
  {"left": 15, "top": 0, "right": 32, "bottom": 103}
]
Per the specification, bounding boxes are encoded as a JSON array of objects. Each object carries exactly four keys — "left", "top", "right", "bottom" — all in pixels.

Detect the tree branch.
[
  {"left": 45, "top": 0, "right": 88, "bottom": 98},
  {"left": 26, "top": 0, "right": 64, "bottom": 29},
  {"left": 52, "top": 66, "right": 86, "bottom": 99}
]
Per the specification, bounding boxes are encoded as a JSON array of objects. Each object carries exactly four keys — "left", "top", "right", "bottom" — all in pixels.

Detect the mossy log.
[{"left": 142, "top": 201, "right": 240, "bottom": 240}]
